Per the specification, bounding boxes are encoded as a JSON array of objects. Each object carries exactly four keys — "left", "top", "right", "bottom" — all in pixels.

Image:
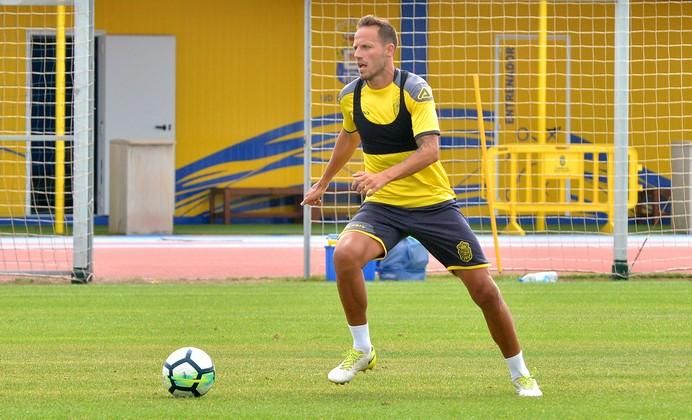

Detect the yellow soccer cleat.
[
  {"left": 513, "top": 375, "right": 543, "bottom": 397},
  {"left": 327, "top": 347, "right": 377, "bottom": 384}
]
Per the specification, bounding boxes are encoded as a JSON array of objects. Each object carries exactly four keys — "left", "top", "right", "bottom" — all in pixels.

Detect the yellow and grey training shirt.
[{"left": 338, "top": 69, "right": 455, "bottom": 208}]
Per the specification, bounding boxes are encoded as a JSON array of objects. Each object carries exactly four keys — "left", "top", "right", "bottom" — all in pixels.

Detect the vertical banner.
[{"left": 496, "top": 35, "right": 570, "bottom": 147}]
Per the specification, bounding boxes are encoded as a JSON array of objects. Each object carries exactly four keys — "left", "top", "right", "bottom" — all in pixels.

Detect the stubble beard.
[{"left": 360, "top": 61, "right": 385, "bottom": 83}]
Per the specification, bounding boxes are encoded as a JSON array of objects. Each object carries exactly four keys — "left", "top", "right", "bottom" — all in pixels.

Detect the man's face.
[{"left": 353, "top": 25, "right": 393, "bottom": 81}]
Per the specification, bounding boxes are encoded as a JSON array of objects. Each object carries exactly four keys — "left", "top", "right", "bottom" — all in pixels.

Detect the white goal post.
[
  {"left": 304, "top": 0, "right": 692, "bottom": 278},
  {"left": 0, "top": 0, "right": 94, "bottom": 282}
]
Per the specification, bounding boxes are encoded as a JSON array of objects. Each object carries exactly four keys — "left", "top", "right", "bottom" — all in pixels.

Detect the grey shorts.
[{"left": 342, "top": 200, "right": 489, "bottom": 271}]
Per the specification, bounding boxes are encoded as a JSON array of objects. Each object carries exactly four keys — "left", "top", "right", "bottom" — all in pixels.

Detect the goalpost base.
[
  {"left": 611, "top": 260, "right": 629, "bottom": 280},
  {"left": 71, "top": 269, "right": 93, "bottom": 284}
]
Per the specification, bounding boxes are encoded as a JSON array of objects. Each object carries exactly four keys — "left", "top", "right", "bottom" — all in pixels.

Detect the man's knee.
[
  {"left": 333, "top": 233, "right": 382, "bottom": 270},
  {"left": 333, "top": 245, "right": 362, "bottom": 269},
  {"left": 470, "top": 282, "right": 502, "bottom": 308},
  {"left": 457, "top": 270, "right": 503, "bottom": 308}
]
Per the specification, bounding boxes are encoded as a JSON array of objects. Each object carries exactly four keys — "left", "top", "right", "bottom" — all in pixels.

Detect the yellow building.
[{"left": 1, "top": 1, "right": 689, "bottom": 224}]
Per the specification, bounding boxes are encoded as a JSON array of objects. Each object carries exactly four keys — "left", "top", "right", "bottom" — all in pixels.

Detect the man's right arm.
[{"left": 301, "top": 129, "right": 360, "bottom": 206}]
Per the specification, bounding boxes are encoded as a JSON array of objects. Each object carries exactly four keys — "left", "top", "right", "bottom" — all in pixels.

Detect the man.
[{"left": 301, "top": 15, "right": 542, "bottom": 397}]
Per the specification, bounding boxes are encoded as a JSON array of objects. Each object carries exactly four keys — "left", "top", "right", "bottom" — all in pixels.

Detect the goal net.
[
  {"left": 307, "top": 0, "right": 692, "bottom": 277},
  {"left": 0, "top": 0, "right": 93, "bottom": 281}
]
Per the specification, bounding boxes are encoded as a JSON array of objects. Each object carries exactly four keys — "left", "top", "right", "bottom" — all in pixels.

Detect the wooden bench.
[{"left": 209, "top": 186, "right": 304, "bottom": 224}]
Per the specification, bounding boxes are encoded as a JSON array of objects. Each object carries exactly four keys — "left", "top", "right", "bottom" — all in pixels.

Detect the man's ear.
[{"left": 385, "top": 43, "right": 396, "bottom": 57}]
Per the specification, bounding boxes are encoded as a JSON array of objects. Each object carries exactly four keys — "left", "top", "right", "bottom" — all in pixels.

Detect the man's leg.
[
  {"left": 454, "top": 267, "right": 519, "bottom": 357},
  {"left": 454, "top": 267, "right": 542, "bottom": 396},
  {"left": 327, "top": 232, "right": 383, "bottom": 384},
  {"left": 332, "top": 232, "right": 383, "bottom": 326}
]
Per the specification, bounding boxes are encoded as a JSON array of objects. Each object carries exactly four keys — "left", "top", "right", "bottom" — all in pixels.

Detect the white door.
[{"left": 96, "top": 35, "right": 176, "bottom": 215}]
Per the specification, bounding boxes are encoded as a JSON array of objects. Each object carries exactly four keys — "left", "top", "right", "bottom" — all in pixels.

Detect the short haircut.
[{"left": 357, "top": 15, "right": 398, "bottom": 48}]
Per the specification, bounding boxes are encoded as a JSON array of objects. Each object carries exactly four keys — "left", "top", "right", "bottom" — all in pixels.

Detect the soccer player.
[{"left": 301, "top": 15, "right": 542, "bottom": 397}]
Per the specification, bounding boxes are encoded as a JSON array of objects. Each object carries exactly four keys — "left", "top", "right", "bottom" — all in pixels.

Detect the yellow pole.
[
  {"left": 602, "top": 151, "right": 615, "bottom": 233},
  {"left": 473, "top": 74, "right": 502, "bottom": 273},
  {"left": 55, "top": 5, "right": 66, "bottom": 234},
  {"left": 536, "top": 0, "right": 548, "bottom": 231},
  {"left": 526, "top": 152, "right": 532, "bottom": 203},
  {"left": 592, "top": 158, "right": 599, "bottom": 205},
  {"left": 579, "top": 163, "right": 585, "bottom": 203}
]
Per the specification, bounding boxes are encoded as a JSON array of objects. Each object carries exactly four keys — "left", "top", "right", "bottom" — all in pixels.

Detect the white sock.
[
  {"left": 348, "top": 323, "right": 372, "bottom": 353},
  {"left": 505, "top": 351, "right": 531, "bottom": 381}
]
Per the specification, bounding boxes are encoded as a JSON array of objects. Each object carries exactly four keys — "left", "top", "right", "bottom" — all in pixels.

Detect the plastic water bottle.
[{"left": 518, "top": 271, "right": 558, "bottom": 283}]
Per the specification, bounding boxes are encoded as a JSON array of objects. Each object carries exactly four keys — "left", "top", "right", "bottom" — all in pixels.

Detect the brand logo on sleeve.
[{"left": 417, "top": 86, "right": 433, "bottom": 101}]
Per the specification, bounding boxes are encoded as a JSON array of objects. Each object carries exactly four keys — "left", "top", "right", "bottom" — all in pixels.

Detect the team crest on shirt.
[
  {"left": 392, "top": 100, "right": 399, "bottom": 115},
  {"left": 456, "top": 241, "right": 473, "bottom": 263}
]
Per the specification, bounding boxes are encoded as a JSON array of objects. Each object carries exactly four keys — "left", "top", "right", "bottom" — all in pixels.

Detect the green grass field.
[{"left": 1, "top": 278, "right": 690, "bottom": 418}]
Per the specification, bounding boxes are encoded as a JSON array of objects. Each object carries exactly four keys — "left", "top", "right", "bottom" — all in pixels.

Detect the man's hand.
[
  {"left": 352, "top": 171, "right": 390, "bottom": 196},
  {"left": 351, "top": 135, "right": 440, "bottom": 197},
  {"left": 301, "top": 182, "right": 328, "bottom": 206}
]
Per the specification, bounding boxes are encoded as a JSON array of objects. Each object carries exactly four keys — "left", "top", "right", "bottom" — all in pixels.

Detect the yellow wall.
[
  {"left": 97, "top": 0, "right": 302, "bottom": 167},
  {"left": 1, "top": 2, "right": 689, "bottom": 220},
  {"left": 0, "top": 8, "right": 28, "bottom": 217},
  {"left": 0, "top": 7, "right": 75, "bottom": 217},
  {"left": 428, "top": 1, "right": 690, "bottom": 192},
  {"left": 96, "top": 0, "right": 304, "bottom": 217},
  {"left": 430, "top": 2, "right": 690, "bottom": 150}
]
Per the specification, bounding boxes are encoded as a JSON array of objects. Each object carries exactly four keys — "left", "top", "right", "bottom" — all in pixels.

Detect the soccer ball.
[{"left": 162, "top": 347, "right": 216, "bottom": 397}]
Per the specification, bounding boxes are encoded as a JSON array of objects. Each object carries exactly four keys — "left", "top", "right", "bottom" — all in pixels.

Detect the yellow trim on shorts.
[
  {"left": 447, "top": 263, "right": 490, "bottom": 272},
  {"left": 339, "top": 230, "right": 388, "bottom": 260}
]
